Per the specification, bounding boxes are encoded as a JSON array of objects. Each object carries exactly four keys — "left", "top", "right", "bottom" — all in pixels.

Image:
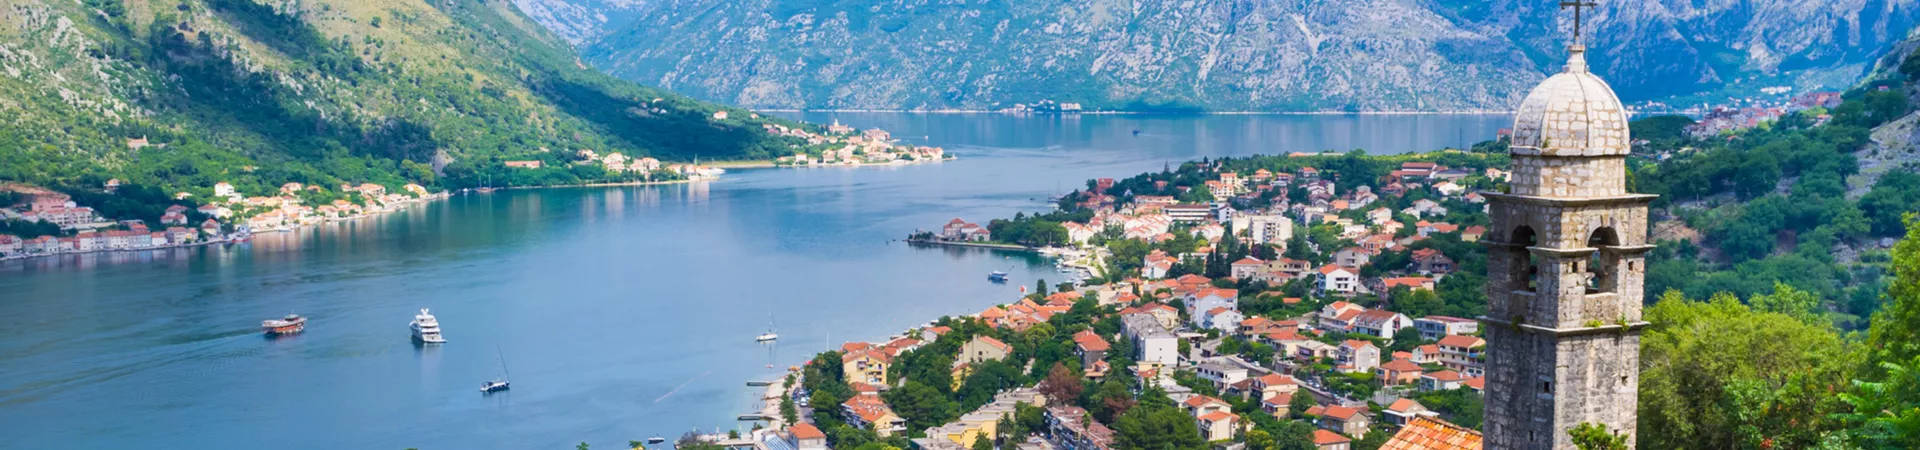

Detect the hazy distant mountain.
[{"left": 523, "top": 0, "right": 1920, "bottom": 112}]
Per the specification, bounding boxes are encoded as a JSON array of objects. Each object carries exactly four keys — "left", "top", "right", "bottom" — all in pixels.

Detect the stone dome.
[{"left": 1509, "top": 46, "right": 1630, "bottom": 157}]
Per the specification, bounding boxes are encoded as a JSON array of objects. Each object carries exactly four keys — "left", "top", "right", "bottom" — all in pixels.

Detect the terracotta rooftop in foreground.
[
  {"left": 1313, "top": 429, "right": 1351, "bottom": 445},
  {"left": 1379, "top": 417, "right": 1482, "bottom": 450}
]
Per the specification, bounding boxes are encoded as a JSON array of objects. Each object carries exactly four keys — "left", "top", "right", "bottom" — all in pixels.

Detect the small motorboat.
[
  {"left": 646, "top": 437, "right": 667, "bottom": 445},
  {"left": 988, "top": 270, "right": 1009, "bottom": 283},
  {"left": 262, "top": 313, "right": 306, "bottom": 336},
  {"left": 410, "top": 308, "right": 446, "bottom": 344}
]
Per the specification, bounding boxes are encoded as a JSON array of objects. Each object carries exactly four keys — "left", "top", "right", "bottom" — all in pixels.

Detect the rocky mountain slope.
[
  {"left": 542, "top": 0, "right": 1920, "bottom": 111},
  {"left": 0, "top": 0, "right": 801, "bottom": 193}
]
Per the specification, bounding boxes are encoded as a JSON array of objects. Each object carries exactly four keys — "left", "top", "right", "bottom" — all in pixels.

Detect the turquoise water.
[{"left": 0, "top": 113, "right": 1509, "bottom": 449}]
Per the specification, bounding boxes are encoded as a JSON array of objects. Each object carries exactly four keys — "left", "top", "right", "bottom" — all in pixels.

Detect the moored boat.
[
  {"left": 262, "top": 313, "right": 305, "bottom": 335},
  {"left": 988, "top": 270, "right": 1009, "bottom": 282},
  {"left": 754, "top": 316, "right": 778, "bottom": 342},
  {"left": 410, "top": 308, "right": 445, "bottom": 344},
  {"left": 481, "top": 346, "right": 511, "bottom": 394}
]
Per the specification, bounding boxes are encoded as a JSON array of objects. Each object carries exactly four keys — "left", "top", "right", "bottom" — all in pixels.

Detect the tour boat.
[
  {"left": 646, "top": 437, "right": 667, "bottom": 445},
  {"left": 262, "top": 313, "right": 306, "bottom": 335},
  {"left": 988, "top": 270, "right": 1009, "bottom": 282},
  {"left": 410, "top": 308, "right": 446, "bottom": 344}
]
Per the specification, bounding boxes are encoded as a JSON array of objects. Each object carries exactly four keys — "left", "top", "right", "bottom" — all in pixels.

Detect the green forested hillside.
[
  {"left": 0, "top": 0, "right": 806, "bottom": 199},
  {"left": 1628, "top": 56, "right": 1920, "bottom": 329}
]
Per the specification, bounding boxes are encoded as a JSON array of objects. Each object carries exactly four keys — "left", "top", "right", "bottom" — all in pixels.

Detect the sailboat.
[
  {"left": 480, "top": 346, "right": 511, "bottom": 393},
  {"left": 754, "top": 316, "right": 778, "bottom": 342}
]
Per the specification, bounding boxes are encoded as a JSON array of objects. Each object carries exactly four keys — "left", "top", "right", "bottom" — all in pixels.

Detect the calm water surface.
[{"left": 0, "top": 113, "right": 1507, "bottom": 449}]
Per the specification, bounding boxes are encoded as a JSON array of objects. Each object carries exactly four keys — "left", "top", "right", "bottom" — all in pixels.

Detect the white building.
[
  {"left": 1316, "top": 265, "right": 1362, "bottom": 296},
  {"left": 1123, "top": 314, "right": 1179, "bottom": 365},
  {"left": 1247, "top": 214, "right": 1293, "bottom": 245}
]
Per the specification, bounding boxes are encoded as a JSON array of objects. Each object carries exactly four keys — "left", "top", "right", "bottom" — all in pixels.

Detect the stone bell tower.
[{"left": 1479, "top": 39, "right": 1656, "bottom": 449}]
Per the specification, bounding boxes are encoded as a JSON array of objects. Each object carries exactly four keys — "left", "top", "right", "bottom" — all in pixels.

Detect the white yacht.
[
  {"left": 410, "top": 308, "right": 446, "bottom": 344},
  {"left": 754, "top": 316, "right": 778, "bottom": 342}
]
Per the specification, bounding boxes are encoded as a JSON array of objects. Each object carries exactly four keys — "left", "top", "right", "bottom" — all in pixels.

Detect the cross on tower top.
[{"left": 1560, "top": 0, "right": 1599, "bottom": 44}]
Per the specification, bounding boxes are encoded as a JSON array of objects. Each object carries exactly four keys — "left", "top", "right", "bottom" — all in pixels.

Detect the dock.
[
  {"left": 745, "top": 380, "right": 775, "bottom": 387},
  {"left": 736, "top": 414, "right": 774, "bottom": 421}
]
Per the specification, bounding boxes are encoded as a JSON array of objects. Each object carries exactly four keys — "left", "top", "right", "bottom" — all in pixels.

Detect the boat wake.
[{"left": 652, "top": 370, "right": 712, "bottom": 404}]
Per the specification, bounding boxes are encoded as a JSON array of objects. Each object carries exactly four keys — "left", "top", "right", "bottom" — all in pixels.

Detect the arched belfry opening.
[
  {"left": 1586, "top": 227, "right": 1619, "bottom": 294},
  {"left": 1512, "top": 225, "right": 1540, "bottom": 292}
]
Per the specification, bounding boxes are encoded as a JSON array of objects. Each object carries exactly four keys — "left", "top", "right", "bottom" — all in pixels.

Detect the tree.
[
  {"left": 884, "top": 381, "right": 956, "bottom": 432},
  {"left": 1749, "top": 282, "right": 1823, "bottom": 324},
  {"left": 1288, "top": 391, "right": 1316, "bottom": 418},
  {"left": 1037, "top": 363, "right": 1084, "bottom": 404},
  {"left": 1869, "top": 214, "right": 1920, "bottom": 370},
  {"left": 577, "top": 442, "right": 591, "bottom": 450},
  {"left": 1386, "top": 326, "right": 1427, "bottom": 353},
  {"left": 1089, "top": 379, "right": 1136, "bottom": 423},
  {"left": 1569, "top": 423, "right": 1630, "bottom": 450},
  {"left": 781, "top": 394, "right": 798, "bottom": 424},
  {"left": 1113, "top": 404, "right": 1205, "bottom": 450},
  {"left": 1844, "top": 214, "right": 1920, "bottom": 447},
  {"left": 1637, "top": 290, "right": 1860, "bottom": 449}
]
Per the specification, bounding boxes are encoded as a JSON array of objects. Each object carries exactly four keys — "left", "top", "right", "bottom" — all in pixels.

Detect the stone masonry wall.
[{"left": 1508, "top": 155, "right": 1627, "bottom": 198}]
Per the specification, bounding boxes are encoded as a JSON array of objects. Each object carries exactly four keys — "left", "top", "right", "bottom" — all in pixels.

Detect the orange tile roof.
[
  {"left": 1378, "top": 417, "right": 1483, "bottom": 450},
  {"left": 842, "top": 394, "right": 896, "bottom": 423},
  {"left": 974, "top": 335, "right": 1012, "bottom": 353},
  {"left": 1266, "top": 329, "right": 1308, "bottom": 342},
  {"left": 789, "top": 422, "right": 825, "bottom": 440},
  {"left": 1183, "top": 395, "right": 1229, "bottom": 408},
  {"left": 1463, "top": 377, "right": 1485, "bottom": 390},
  {"left": 1379, "top": 359, "right": 1423, "bottom": 373},
  {"left": 1314, "top": 429, "right": 1352, "bottom": 445},
  {"left": 1322, "top": 405, "right": 1362, "bottom": 421},
  {"left": 1196, "top": 411, "right": 1237, "bottom": 422},
  {"left": 1423, "top": 370, "right": 1466, "bottom": 382},
  {"left": 1386, "top": 398, "right": 1424, "bottom": 413},
  {"left": 1072, "top": 330, "right": 1111, "bottom": 352},
  {"left": 1437, "top": 335, "right": 1484, "bottom": 348}
]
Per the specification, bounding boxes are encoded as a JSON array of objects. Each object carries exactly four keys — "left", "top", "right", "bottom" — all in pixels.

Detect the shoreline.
[
  {"left": 711, "top": 156, "right": 957, "bottom": 170},
  {"left": 495, "top": 179, "right": 697, "bottom": 190},
  {"left": 903, "top": 238, "right": 1037, "bottom": 252},
  {"left": 0, "top": 193, "right": 451, "bottom": 263}
]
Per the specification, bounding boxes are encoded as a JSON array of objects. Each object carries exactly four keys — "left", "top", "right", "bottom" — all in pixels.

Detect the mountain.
[
  {"left": 510, "top": 0, "right": 645, "bottom": 44},
  {"left": 544, "top": 0, "right": 1920, "bottom": 112},
  {"left": 0, "top": 0, "right": 805, "bottom": 195}
]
